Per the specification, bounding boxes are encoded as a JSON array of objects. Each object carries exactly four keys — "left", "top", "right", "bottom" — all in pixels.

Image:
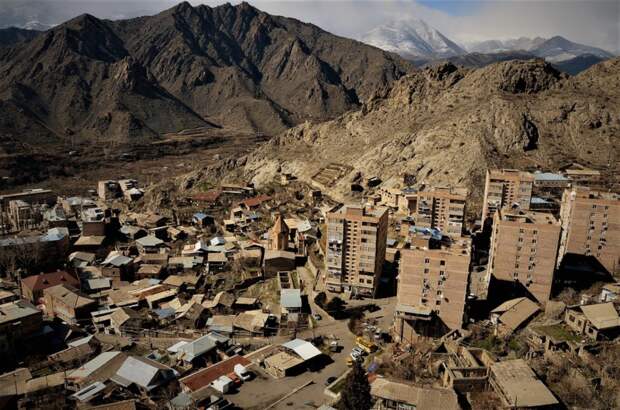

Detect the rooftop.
[
  {"left": 490, "top": 359, "right": 559, "bottom": 408},
  {"left": 0, "top": 300, "right": 41, "bottom": 324}
]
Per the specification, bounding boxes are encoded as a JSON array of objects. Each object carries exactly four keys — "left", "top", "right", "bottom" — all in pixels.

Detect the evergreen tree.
[{"left": 338, "top": 360, "right": 372, "bottom": 410}]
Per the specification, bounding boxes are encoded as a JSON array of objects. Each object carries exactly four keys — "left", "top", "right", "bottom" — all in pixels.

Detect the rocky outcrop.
[{"left": 241, "top": 58, "right": 620, "bottom": 207}]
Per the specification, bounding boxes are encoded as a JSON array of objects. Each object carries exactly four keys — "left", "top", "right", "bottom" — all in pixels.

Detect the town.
[{"left": 0, "top": 162, "right": 618, "bottom": 410}]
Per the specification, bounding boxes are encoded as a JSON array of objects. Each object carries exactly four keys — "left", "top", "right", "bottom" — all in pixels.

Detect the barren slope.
[{"left": 241, "top": 58, "right": 620, "bottom": 206}]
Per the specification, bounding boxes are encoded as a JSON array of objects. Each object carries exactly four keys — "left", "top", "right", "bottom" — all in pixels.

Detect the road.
[{"left": 229, "top": 267, "right": 397, "bottom": 410}]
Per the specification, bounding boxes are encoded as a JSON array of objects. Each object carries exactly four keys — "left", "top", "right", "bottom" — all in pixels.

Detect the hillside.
[
  {"left": 0, "top": 27, "right": 40, "bottom": 47},
  {"left": 239, "top": 58, "right": 620, "bottom": 207},
  {"left": 0, "top": 2, "right": 412, "bottom": 154}
]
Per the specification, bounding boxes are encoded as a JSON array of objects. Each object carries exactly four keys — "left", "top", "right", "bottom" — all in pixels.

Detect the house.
[
  {"left": 168, "top": 256, "right": 204, "bottom": 273},
  {"left": 0, "top": 290, "right": 18, "bottom": 304},
  {"left": 233, "top": 310, "right": 272, "bottom": 334},
  {"left": 145, "top": 289, "right": 178, "bottom": 309},
  {"left": 439, "top": 342, "right": 494, "bottom": 393},
  {"left": 179, "top": 355, "right": 251, "bottom": 393},
  {"left": 136, "top": 264, "right": 164, "bottom": 280},
  {"left": 280, "top": 289, "right": 302, "bottom": 314},
  {"left": 601, "top": 282, "right": 620, "bottom": 302},
  {"left": 264, "top": 339, "right": 323, "bottom": 378},
  {"left": 110, "top": 308, "right": 144, "bottom": 335},
  {"left": 203, "top": 292, "right": 236, "bottom": 314},
  {"left": 119, "top": 225, "right": 147, "bottom": 241},
  {"left": 206, "top": 315, "right": 235, "bottom": 334},
  {"left": 101, "top": 251, "right": 134, "bottom": 282},
  {"left": 192, "top": 213, "right": 214, "bottom": 227},
  {"left": 491, "top": 297, "right": 540, "bottom": 334},
  {"left": 564, "top": 302, "right": 620, "bottom": 340},
  {"left": 190, "top": 190, "right": 222, "bottom": 205},
  {"left": 74, "top": 235, "right": 107, "bottom": 255},
  {"left": 111, "top": 356, "right": 179, "bottom": 392},
  {"left": 489, "top": 359, "right": 559, "bottom": 409},
  {"left": 240, "top": 195, "right": 271, "bottom": 211},
  {"left": 207, "top": 252, "right": 228, "bottom": 272},
  {"left": 176, "top": 334, "right": 218, "bottom": 365},
  {"left": 370, "top": 377, "right": 460, "bottom": 410},
  {"left": 264, "top": 250, "right": 296, "bottom": 276},
  {"left": 177, "top": 302, "right": 210, "bottom": 329},
  {"left": 136, "top": 235, "right": 165, "bottom": 253},
  {"left": 21, "top": 271, "right": 80, "bottom": 303},
  {"left": 0, "top": 300, "right": 43, "bottom": 363},
  {"left": 66, "top": 352, "right": 128, "bottom": 389},
  {"left": 69, "top": 251, "right": 96, "bottom": 269},
  {"left": 43, "top": 284, "right": 97, "bottom": 324}
]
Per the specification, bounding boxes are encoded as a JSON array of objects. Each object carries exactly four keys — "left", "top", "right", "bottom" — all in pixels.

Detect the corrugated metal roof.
[
  {"left": 280, "top": 289, "right": 302, "bottom": 309},
  {"left": 281, "top": 339, "right": 322, "bottom": 360}
]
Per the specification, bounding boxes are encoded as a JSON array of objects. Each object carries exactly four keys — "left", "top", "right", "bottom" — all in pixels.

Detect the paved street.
[{"left": 230, "top": 273, "right": 398, "bottom": 410}]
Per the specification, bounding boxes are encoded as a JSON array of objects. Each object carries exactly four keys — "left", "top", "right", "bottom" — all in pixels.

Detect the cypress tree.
[{"left": 338, "top": 360, "right": 372, "bottom": 410}]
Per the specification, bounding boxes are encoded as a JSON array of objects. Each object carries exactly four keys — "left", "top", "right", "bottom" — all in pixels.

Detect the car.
[
  {"left": 352, "top": 347, "right": 366, "bottom": 356},
  {"left": 325, "top": 376, "right": 337, "bottom": 386},
  {"left": 350, "top": 351, "right": 362, "bottom": 360},
  {"left": 313, "top": 313, "right": 322, "bottom": 321}
]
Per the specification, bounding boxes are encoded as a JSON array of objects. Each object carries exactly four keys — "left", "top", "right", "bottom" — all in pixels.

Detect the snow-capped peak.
[{"left": 361, "top": 18, "right": 465, "bottom": 59}]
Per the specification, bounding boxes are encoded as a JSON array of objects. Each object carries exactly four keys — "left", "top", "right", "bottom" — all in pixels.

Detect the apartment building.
[
  {"left": 482, "top": 169, "right": 534, "bottom": 222},
  {"left": 325, "top": 205, "right": 388, "bottom": 296},
  {"left": 558, "top": 187, "right": 619, "bottom": 274},
  {"left": 487, "top": 210, "right": 561, "bottom": 305},
  {"left": 394, "top": 235, "right": 472, "bottom": 343},
  {"left": 414, "top": 187, "right": 468, "bottom": 237}
]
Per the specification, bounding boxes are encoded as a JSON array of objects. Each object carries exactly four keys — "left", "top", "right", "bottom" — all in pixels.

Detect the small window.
[
  {"left": 424, "top": 258, "right": 430, "bottom": 264},
  {"left": 440, "top": 260, "right": 446, "bottom": 266}
]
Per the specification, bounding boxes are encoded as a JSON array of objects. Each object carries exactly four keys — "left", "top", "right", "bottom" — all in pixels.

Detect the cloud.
[{"left": 1, "top": 0, "right": 617, "bottom": 52}]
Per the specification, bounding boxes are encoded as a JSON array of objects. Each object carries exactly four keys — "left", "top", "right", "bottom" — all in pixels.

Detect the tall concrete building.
[
  {"left": 325, "top": 205, "right": 388, "bottom": 296},
  {"left": 558, "top": 187, "right": 620, "bottom": 274},
  {"left": 415, "top": 186, "right": 468, "bottom": 237},
  {"left": 394, "top": 235, "right": 472, "bottom": 344},
  {"left": 487, "top": 210, "right": 561, "bottom": 305},
  {"left": 482, "top": 169, "right": 534, "bottom": 222}
]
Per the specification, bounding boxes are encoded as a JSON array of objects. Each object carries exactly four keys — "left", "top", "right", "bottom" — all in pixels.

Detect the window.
[
  {"left": 424, "top": 268, "right": 429, "bottom": 274},
  {"left": 424, "top": 258, "right": 430, "bottom": 264},
  {"left": 440, "top": 260, "right": 446, "bottom": 266}
]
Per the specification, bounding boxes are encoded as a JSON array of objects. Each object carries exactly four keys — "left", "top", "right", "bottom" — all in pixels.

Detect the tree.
[{"left": 339, "top": 360, "right": 372, "bottom": 410}]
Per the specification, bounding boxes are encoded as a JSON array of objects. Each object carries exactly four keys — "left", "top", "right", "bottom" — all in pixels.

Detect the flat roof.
[{"left": 491, "top": 359, "right": 559, "bottom": 408}]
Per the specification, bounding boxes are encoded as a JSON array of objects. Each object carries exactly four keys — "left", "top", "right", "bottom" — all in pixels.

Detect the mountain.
[
  {"left": 432, "top": 51, "right": 536, "bottom": 69},
  {"left": 0, "top": 27, "right": 40, "bottom": 47},
  {"left": 468, "top": 36, "right": 614, "bottom": 63},
  {"left": 0, "top": 1, "right": 412, "bottom": 153},
  {"left": 361, "top": 19, "right": 465, "bottom": 60},
  {"left": 467, "top": 37, "right": 546, "bottom": 54},
  {"left": 552, "top": 54, "right": 608, "bottom": 76},
  {"left": 532, "top": 36, "right": 614, "bottom": 62},
  {"left": 237, "top": 58, "right": 619, "bottom": 207}
]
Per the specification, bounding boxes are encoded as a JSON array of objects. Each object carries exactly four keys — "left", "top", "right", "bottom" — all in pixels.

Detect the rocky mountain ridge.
[
  {"left": 238, "top": 58, "right": 620, "bottom": 206},
  {"left": 0, "top": 2, "right": 412, "bottom": 154}
]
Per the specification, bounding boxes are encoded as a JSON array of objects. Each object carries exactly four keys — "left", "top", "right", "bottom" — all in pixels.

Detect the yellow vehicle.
[
  {"left": 356, "top": 336, "right": 377, "bottom": 354},
  {"left": 346, "top": 357, "right": 353, "bottom": 367}
]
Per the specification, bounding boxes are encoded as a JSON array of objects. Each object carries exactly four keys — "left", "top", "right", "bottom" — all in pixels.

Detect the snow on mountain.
[
  {"left": 466, "top": 37, "right": 546, "bottom": 54},
  {"left": 467, "top": 36, "right": 613, "bottom": 62},
  {"left": 21, "top": 20, "right": 55, "bottom": 31},
  {"left": 361, "top": 19, "right": 465, "bottom": 59}
]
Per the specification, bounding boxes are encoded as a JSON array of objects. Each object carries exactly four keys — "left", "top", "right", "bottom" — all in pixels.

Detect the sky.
[{"left": 0, "top": 0, "right": 618, "bottom": 52}]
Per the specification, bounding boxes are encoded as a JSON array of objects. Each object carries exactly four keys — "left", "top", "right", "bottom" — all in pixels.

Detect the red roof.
[
  {"left": 21, "top": 271, "right": 79, "bottom": 292},
  {"left": 180, "top": 355, "right": 250, "bottom": 392},
  {"left": 241, "top": 195, "right": 272, "bottom": 208},
  {"left": 191, "top": 190, "right": 221, "bottom": 203}
]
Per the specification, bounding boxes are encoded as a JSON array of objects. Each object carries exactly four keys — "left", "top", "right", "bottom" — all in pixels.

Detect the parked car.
[
  {"left": 313, "top": 313, "right": 322, "bottom": 321},
  {"left": 325, "top": 376, "right": 337, "bottom": 386}
]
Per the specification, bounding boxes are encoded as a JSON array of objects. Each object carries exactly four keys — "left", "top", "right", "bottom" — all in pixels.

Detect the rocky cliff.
[{"left": 241, "top": 58, "right": 619, "bottom": 205}]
